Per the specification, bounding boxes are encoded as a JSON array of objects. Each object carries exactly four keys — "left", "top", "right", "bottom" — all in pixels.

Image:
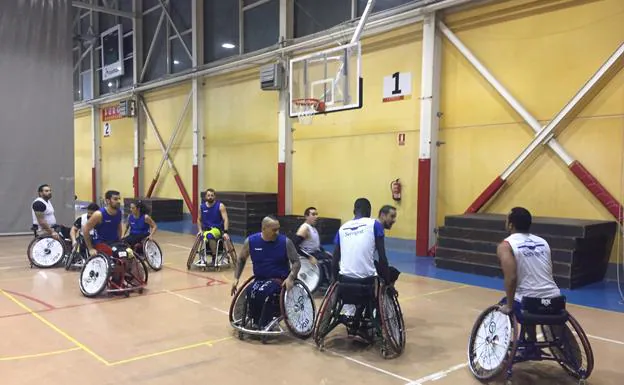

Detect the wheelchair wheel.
[
  {"left": 65, "top": 243, "right": 79, "bottom": 270},
  {"left": 187, "top": 234, "right": 203, "bottom": 270},
  {"left": 541, "top": 313, "right": 594, "bottom": 380},
  {"left": 229, "top": 276, "right": 255, "bottom": 327},
  {"left": 297, "top": 257, "right": 322, "bottom": 294},
  {"left": 468, "top": 305, "right": 519, "bottom": 381},
  {"left": 79, "top": 254, "right": 110, "bottom": 298},
  {"left": 224, "top": 238, "right": 238, "bottom": 270},
  {"left": 28, "top": 236, "right": 67, "bottom": 268},
  {"left": 126, "top": 257, "right": 149, "bottom": 293},
  {"left": 280, "top": 279, "right": 316, "bottom": 339},
  {"left": 378, "top": 285, "right": 406, "bottom": 357},
  {"left": 312, "top": 281, "right": 340, "bottom": 348},
  {"left": 142, "top": 239, "right": 163, "bottom": 271}
]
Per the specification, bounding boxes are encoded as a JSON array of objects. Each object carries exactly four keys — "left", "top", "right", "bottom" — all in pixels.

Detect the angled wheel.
[
  {"left": 224, "top": 237, "right": 238, "bottom": 271},
  {"left": 127, "top": 256, "right": 149, "bottom": 287},
  {"left": 281, "top": 279, "right": 316, "bottom": 339},
  {"left": 65, "top": 242, "right": 79, "bottom": 270},
  {"left": 542, "top": 313, "right": 594, "bottom": 380},
  {"left": 467, "top": 305, "right": 519, "bottom": 381},
  {"left": 378, "top": 284, "right": 406, "bottom": 357},
  {"left": 229, "top": 276, "right": 255, "bottom": 326},
  {"left": 312, "top": 281, "right": 340, "bottom": 348},
  {"left": 142, "top": 239, "right": 163, "bottom": 271},
  {"left": 297, "top": 256, "right": 322, "bottom": 294},
  {"left": 28, "top": 236, "right": 67, "bottom": 268},
  {"left": 187, "top": 234, "right": 202, "bottom": 270},
  {"left": 79, "top": 254, "right": 110, "bottom": 298}
]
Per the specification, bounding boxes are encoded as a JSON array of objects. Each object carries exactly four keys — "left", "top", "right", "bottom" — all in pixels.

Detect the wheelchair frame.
[
  {"left": 187, "top": 232, "right": 237, "bottom": 272},
  {"left": 312, "top": 279, "right": 406, "bottom": 359},
  {"left": 468, "top": 301, "right": 594, "bottom": 385},
  {"left": 79, "top": 246, "right": 149, "bottom": 298},
  {"left": 229, "top": 275, "right": 316, "bottom": 344}
]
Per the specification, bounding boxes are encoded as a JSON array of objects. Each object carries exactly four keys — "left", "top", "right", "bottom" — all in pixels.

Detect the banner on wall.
[{"left": 102, "top": 105, "right": 123, "bottom": 121}]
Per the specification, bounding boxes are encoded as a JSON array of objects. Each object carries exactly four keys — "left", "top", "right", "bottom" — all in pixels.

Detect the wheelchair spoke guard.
[
  {"left": 143, "top": 239, "right": 163, "bottom": 271},
  {"left": 281, "top": 279, "right": 316, "bottom": 339},
  {"left": 29, "top": 236, "right": 66, "bottom": 268},
  {"left": 79, "top": 254, "right": 110, "bottom": 298},
  {"left": 468, "top": 305, "right": 518, "bottom": 381}
]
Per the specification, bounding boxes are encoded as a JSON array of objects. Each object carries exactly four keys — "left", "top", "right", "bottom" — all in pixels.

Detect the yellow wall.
[
  {"left": 74, "top": 109, "right": 92, "bottom": 201},
  {"left": 293, "top": 25, "right": 423, "bottom": 240},
  {"left": 142, "top": 84, "right": 194, "bottom": 211},
  {"left": 203, "top": 70, "right": 278, "bottom": 192},
  {"left": 72, "top": 0, "right": 624, "bottom": 260},
  {"left": 440, "top": 0, "right": 624, "bottom": 261},
  {"left": 99, "top": 103, "right": 135, "bottom": 201}
]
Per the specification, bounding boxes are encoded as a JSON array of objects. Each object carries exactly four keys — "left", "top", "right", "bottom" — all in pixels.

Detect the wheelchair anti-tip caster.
[
  {"left": 579, "top": 379, "right": 588, "bottom": 385},
  {"left": 238, "top": 331, "right": 244, "bottom": 340}
]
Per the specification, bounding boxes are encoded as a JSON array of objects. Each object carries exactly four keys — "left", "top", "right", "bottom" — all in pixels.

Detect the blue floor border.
[{"left": 156, "top": 215, "right": 624, "bottom": 314}]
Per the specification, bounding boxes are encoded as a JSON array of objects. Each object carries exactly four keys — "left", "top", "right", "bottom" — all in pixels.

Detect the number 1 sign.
[{"left": 383, "top": 72, "right": 412, "bottom": 102}]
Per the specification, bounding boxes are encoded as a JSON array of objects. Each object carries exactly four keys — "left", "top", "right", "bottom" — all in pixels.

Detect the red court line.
[
  {"left": 163, "top": 265, "right": 227, "bottom": 285},
  {"left": 2, "top": 289, "right": 56, "bottom": 310},
  {"left": 0, "top": 283, "right": 213, "bottom": 320}
]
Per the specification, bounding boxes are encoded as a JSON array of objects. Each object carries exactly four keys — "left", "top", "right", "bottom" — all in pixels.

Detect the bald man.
[{"left": 231, "top": 216, "right": 301, "bottom": 329}]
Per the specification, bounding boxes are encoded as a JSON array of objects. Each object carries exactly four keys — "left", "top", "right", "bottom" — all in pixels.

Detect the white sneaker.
[{"left": 194, "top": 259, "right": 206, "bottom": 267}]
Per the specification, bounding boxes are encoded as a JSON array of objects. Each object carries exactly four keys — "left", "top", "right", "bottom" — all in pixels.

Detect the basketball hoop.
[{"left": 293, "top": 98, "right": 325, "bottom": 125}]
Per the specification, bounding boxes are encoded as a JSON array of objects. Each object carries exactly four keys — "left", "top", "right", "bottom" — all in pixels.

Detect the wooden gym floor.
[{"left": 1, "top": 231, "right": 623, "bottom": 385}]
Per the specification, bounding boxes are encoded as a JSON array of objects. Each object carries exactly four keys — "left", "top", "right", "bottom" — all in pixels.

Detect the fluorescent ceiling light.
[
  {"left": 173, "top": 60, "right": 180, "bottom": 65},
  {"left": 222, "top": 43, "right": 236, "bottom": 49}
]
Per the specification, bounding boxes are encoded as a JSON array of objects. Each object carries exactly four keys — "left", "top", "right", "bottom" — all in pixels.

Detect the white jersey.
[
  {"left": 335, "top": 217, "right": 385, "bottom": 279},
  {"left": 300, "top": 223, "right": 320, "bottom": 253},
  {"left": 31, "top": 197, "right": 56, "bottom": 227},
  {"left": 505, "top": 232, "right": 560, "bottom": 302}
]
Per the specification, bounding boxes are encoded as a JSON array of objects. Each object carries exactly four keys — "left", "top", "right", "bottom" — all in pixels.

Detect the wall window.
[
  {"left": 243, "top": 0, "right": 279, "bottom": 53},
  {"left": 204, "top": 0, "right": 239, "bottom": 63},
  {"left": 294, "top": 0, "right": 351, "bottom": 39}
]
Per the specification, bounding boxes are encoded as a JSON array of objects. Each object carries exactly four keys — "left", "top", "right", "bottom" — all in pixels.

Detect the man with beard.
[
  {"left": 31, "top": 184, "right": 70, "bottom": 241},
  {"left": 82, "top": 190, "right": 123, "bottom": 257},
  {"left": 196, "top": 188, "right": 230, "bottom": 267},
  {"left": 496, "top": 207, "right": 561, "bottom": 349},
  {"left": 376, "top": 205, "right": 401, "bottom": 287}
]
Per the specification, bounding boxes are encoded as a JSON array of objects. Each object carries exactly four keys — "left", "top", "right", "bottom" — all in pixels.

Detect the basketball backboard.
[{"left": 289, "top": 41, "right": 362, "bottom": 120}]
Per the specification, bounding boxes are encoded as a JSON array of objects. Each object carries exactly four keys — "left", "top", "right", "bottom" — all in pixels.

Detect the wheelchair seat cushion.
[
  {"left": 521, "top": 296, "right": 568, "bottom": 325},
  {"left": 337, "top": 275, "right": 376, "bottom": 305}
]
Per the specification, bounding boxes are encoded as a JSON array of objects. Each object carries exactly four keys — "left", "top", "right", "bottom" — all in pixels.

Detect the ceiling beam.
[{"left": 71, "top": 1, "right": 137, "bottom": 19}]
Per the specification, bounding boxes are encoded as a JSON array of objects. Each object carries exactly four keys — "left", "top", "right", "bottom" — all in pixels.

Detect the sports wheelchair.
[
  {"left": 297, "top": 249, "right": 332, "bottom": 295},
  {"left": 27, "top": 224, "right": 71, "bottom": 268},
  {"left": 79, "top": 242, "right": 149, "bottom": 298},
  {"left": 468, "top": 296, "right": 594, "bottom": 385},
  {"left": 187, "top": 232, "right": 237, "bottom": 272},
  {"left": 312, "top": 276, "right": 406, "bottom": 359},
  {"left": 229, "top": 275, "right": 316, "bottom": 344}
]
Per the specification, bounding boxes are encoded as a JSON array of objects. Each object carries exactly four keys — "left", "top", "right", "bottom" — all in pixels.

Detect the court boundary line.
[
  {"left": 0, "top": 284, "right": 210, "bottom": 320},
  {"left": 0, "top": 289, "right": 110, "bottom": 365},
  {"left": 0, "top": 288, "right": 236, "bottom": 367},
  {"left": 0, "top": 347, "right": 80, "bottom": 362}
]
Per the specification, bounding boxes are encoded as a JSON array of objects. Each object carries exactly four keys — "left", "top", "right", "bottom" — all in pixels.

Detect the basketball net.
[{"left": 293, "top": 99, "right": 323, "bottom": 125}]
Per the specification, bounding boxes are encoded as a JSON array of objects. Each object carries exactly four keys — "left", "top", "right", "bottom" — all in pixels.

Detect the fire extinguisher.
[{"left": 390, "top": 178, "right": 402, "bottom": 201}]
